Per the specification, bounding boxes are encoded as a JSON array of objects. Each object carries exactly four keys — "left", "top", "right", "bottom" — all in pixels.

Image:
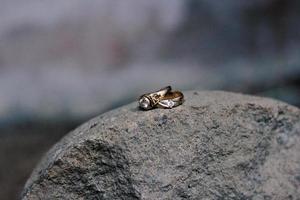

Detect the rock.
[{"left": 22, "top": 91, "right": 300, "bottom": 199}]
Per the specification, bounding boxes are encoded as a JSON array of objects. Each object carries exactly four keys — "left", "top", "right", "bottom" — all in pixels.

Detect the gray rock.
[{"left": 22, "top": 91, "right": 300, "bottom": 200}]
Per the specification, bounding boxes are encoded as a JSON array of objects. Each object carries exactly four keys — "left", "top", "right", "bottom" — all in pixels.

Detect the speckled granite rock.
[{"left": 22, "top": 91, "right": 300, "bottom": 200}]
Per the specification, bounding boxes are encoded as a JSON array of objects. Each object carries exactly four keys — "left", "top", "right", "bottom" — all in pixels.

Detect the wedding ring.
[
  {"left": 139, "top": 86, "right": 171, "bottom": 110},
  {"left": 157, "top": 91, "right": 184, "bottom": 109},
  {"left": 138, "top": 86, "right": 184, "bottom": 110}
]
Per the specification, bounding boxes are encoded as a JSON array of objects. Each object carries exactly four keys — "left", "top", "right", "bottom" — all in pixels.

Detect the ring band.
[
  {"left": 157, "top": 91, "right": 184, "bottom": 109},
  {"left": 138, "top": 86, "right": 184, "bottom": 110}
]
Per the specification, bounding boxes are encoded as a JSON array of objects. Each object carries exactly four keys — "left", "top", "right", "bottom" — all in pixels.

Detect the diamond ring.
[{"left": 138, "top": 86, "right": 184, "bottom": 110}]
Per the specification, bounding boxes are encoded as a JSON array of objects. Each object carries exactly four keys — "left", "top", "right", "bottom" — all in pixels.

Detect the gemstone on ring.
[
  {"left": 139, "top": 96, "right": 151, "bottom": 110},
  {"left": 158, "top": 99, "right": 175, "bottom": 108}
]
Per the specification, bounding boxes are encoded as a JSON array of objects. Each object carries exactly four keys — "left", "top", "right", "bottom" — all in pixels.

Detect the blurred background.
[{"left": 0, "top": 0, "right": 300, "bottom": 199}]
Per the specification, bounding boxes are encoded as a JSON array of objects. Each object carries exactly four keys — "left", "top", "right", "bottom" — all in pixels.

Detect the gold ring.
[
  {"left": 157, "top": 90, "right": 184, "bottom": 109},
  {"left": 138, "top": 86, "right": 184, "bottom": 110}
]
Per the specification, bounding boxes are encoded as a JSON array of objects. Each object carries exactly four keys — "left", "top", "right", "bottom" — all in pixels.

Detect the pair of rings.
[{"left": 138, "top": 86, "right": 184, "bottom": 110}]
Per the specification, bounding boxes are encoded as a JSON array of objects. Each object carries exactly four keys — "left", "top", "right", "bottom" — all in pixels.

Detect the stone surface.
[{"left": 22, "top": 91, "right": 300, "bottom": 200}]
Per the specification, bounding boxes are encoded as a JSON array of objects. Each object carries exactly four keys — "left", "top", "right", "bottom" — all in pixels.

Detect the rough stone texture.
[{"left": 22, "top": 91, "right": 300, "bottom": 200}]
